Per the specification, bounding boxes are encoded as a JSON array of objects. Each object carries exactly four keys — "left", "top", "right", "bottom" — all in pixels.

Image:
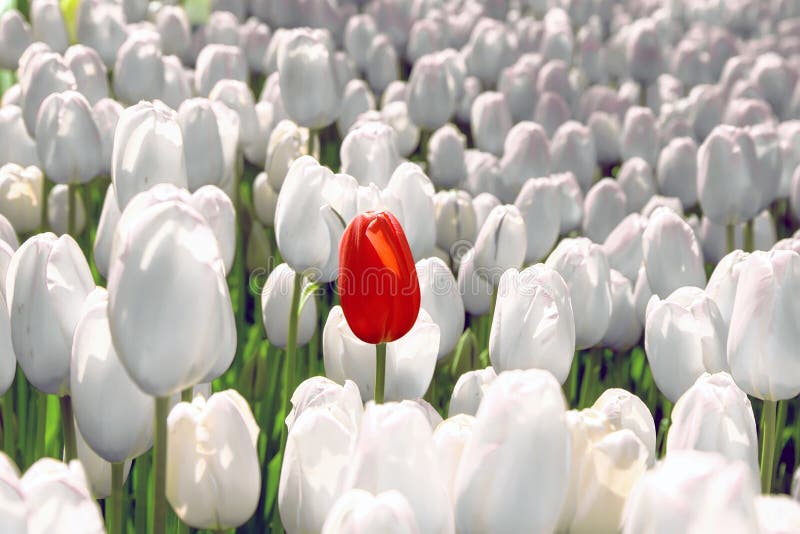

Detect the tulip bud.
[
  {"left": 473, "top": 204, "right": 527, "bottom": 282},
  {"left": 279, "top": 378, "right": 361, "bottom": 534},
  {"left": 64, "top": 45, "right": 108, "bottom": 105},
  {"left": 432, "top": 190, "right": 477, "bottom": 259},
  {"left": 455, "top": 369, "right": 569, "bottom": 533},
  {"left": 337, "top": 79, "right": 376, "bottom": 136},
  {"left": 344, "top": 14, "right": 377, "bottom": 72},
  {"left": 112, "top": 100, "right": 189, "bottom": 211},
  {"left": 582, "top": 178, "right": 627, "bottom": 244},
  {"left": 341, "top": 120, "right": 402, "bottom": 188},
  {"left": 433, "top": 414, "right": 476, "bottom": 505},
  {"left": 266, "top": 119, "right": 309, "bottom": 191},
  {"left": 593, "top": 388, "right": 657, "bottom": 465},
  {"left": 406, "top": 53, "right": 456, "bottom": 132},
  {"left": 20, "top": 51, "right": 77, "bottom": 136},
  {"left": 177, "top": 98, "right": 226, "bottom": 192},
  {"left": 642, "top": 207, "right": 705, "bottom": 298},
  {"left": 622, "top": 451, "right": 759, "bottom": 533},
  {"left": 364, "top": 34, "right": 399, "bottom": 94},
  {"left": 7, "top": 233, "right": 95, "bottom": 394},
  {"left": 261, "top": 263, "right": 317, "bottom": 348},
  {"left": 167, "top": 390, "right": 260, "bottom": 529},
  {"left": 30, "top": 0, "right": 68, "bottom": 53},
  {"left": 111, "top": 32, "right": 165, "bottom": 105},
  {"left": 195, "top": 44, "right": 247, "bottom": 97},
  {"left": 204, "top": 11, "right": 239, "bottom": 46},
  {"left": 74, "top": 424, "right": 132, "bottom": 499},
  {"left": 0, "top": 163, "right": 42, "bottom": 234},
  {"left": 626, "top": 18, "right": 663, "bottom": 86},
  {"left": 644, "top": 287, "right": 728, "bottom": 402},
  {"left": 472, "top": 192, "right": 500, "bottom": 230},
  {"left": 416, "top": 258, "right": 464, "bottom": 358},
  {"left": 620, "top": 106, "right": 659, "bottom": 168},
  {"left": 727, "top": 250, "right": 800, "bottom": 400},
  {"left": 155, "top": 6, "right": 191, "bottom": 63},
  {"left": 470, "top": 91, "right": 512, "bottom": 157},
  {"left": 498, "top": 122, "right": 551, "bottom": 203},
  {"left": 0, "top": 105, "right": 40, "bottom": 168},
  {"left": 456, "top": 75, "right": 481, "bottom": 124},
  {"left": 602, "top": 213, "right": 646, "bottom": 283},
  {"left": 322, "top": 489, "right": 420, "bottom": 533},
  {"left": 617, "top": 157, "right": 656, "bottom": 213},
  {"left": 551, "top": 121, "right": 597, "bottom": 192},
  {"left": 490, "top": 265, "right": 575, "bottom": 382},
  {"left": 498, "top": 55, "right": 540, "bottom": 123},
  {"left": 384, "top": 163, "right": 435, "bottom": 261},
  {"left": 601, "top": 270, "right": 642, "bottom": 352},
  {"left": 515, "top": 177, "right": 561, "bottom": 262},
  {"left": 656, "top": 136, "right": 698, "bottom": 209},
  {"left": 0, "top": 10, "right": 32, "bottom": 70},
  {"left": 427, "top": 124, "right": 467, "bottom": 189},
  {"left": 448, "top": 366, "right": 496, "bottom": 417},
  {"left": 667, "top": 372, "right": 759, "bottom": 482},
  {"left": 463, "top": 18, "right": 517, "bottom": 87},
  {"left": 35, "top": 90, "right": 103, "bottom": 185},
  {"left": 108, "top": 198, "right": 235, "bottom": 397},
  {"left": 323, "top": 306, "right": 438, "bottom": 402},
  {"left": 74, "top": 0, "right": 126, "bottom": 68},
  {"left": 345, "top": 401, "right": 453, "bottom": 533},
  {"left": 92, "top": 185, "right": 120, "bottom": 280},
  {"left": 71, "top": 288, "right": 154, "bottom": 463},
  {"left": 749, "top": 123, "right": 783, "bottom": 210},
  {"left": 546, "top": 237, "right": 612, "bottom": 349},
  {"left": 92, "top": 98, "right": 123, "bottom": 176}
]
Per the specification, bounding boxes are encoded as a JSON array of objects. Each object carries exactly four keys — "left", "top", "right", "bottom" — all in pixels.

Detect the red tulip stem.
[
  {"left": 760, "top": 399, "right": 777, "bottom": 493},
  {"left": 375, "top": 343, "right": 387, "bottom": 404},
  {"left": 59, "top": 395, "right": 76, "bottom": 461},
  {"left": 152, "top": 396, "right": 169, "bottom": 534}
]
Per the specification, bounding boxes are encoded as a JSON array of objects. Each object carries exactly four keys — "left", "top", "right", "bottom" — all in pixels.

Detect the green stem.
[
  {"left": 68, "top": 182, "right": 77, "bottom": 237},
  {"left": 726, "top": 223, "right": 736, "bottom": 254},
  {"left": 743, "top": 219, "right": 755, "bottom": 252},
  {"left": 59, "top": 395, "right": 76, "bottom": 461},
  {"left": 234, "top": 163, "right": 246, "bottom": 357},
  {"left": 181, "top": 388, "right": 193, "bottom": 403},
  {"left": 760, "top": 399, "right": 777, "bottom": 493},
  {"left": 153, "top": 396, "right": 169, "bottom": 534},
  {"left": 109, "top": 462, "right": 123, "bottom": 534},
  {"left": 578, "top": 349, "right": 601, "bottom": 409},
  {"left": 375, "top": 343, "right": 387, "bottom": 404}
]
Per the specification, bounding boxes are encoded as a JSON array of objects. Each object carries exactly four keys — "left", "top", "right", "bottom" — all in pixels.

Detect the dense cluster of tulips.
[{"left": 2, "top": 0, "right": 800, "bottom": 532}]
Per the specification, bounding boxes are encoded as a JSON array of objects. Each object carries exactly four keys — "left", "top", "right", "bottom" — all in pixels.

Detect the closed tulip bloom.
[
  {"left": 155, "top": 6, "right": 191, "bottom": 62},
  {"left": 593, "top": 388, "right": 657, "bottom": 465},
  {"left": 74, "top": 424, "right": 133, "bottom": 499},
  {"left": 455, "top": 369, "right": 569, "bottom": 534},
  {"left": 617, "top": 157, "right": 656, "bottom": 213},
  {"left": 553, "top": 172, "right": 584, "bottom": 234},
  {"left": 472, "top": 192, "right": 500, "bottom": 230},
  {"left": 383, "top": 165, "right": 434, "bottom": 258},
  {"left": 338, "top": 210, "right": 420, "bottom": 344},
  {"left": 190, "top": 185, "right": 235, "bottom": 274},
  {"left": 448, "top": 366, "right": 497, "bottom": 417},
  {"left": 344, "top": 14, "right": 377, "bottom": 71},
  {"left": 470, "top": 92, "right": 512, "bottom": 157},
  {"left": 622, "top": 451, "right": 759, "bottom": 533},
  {"left": 473, "top": 204, "right": 527, "bottom": 283},
  {"left": 380, "top": 101, "right": 419, "bottom": 159},
  {"left": 602, "top": 214, "right": 647, "bottom": 283},
  {"left": 427, "top": 125, "right": 467, "bottom": 189},
  {"left": 749, "top": 123, "right": 783, "bottom": 210},
  {"left": 657, "top": 137, "right": 698, "bottom": 209},
  {"left": 546, "top": 237, "right": 613, "bottom": 350},
  {"left": 340, "top": 120, "right": 401, "bottom": 188},
  {"left": 278, "top": 32, "right": 341, "bottom": 130},
  {"left": 266, "top": 119, "right": 309, "bottom": 191},
  {"left": 498, "top": 122, "right": 552, "bottom": 203},
  {"left": 159, "top": 55, "right": 193, "bottom": 111},
  {"left": 111, "top": 100, "right": 189, "bottom": 211},
  {"left": 0, "top": 163, "right": 42, "bottom": 234},
  {"left": 416, "top": 258, "right": 465, "bottom": 358},
  {"left": 727, "top": 250, "right": 800, "bottom": 400},
  {"left": 589, "top": 112, "right": 622, "bottom": 167},
  {"left": 601, "top": 270, "right": 642, "bottom": 352},
  {"left": 252, "top": 173, "right": 278, "bottom": 227},
  {"left": 626, "top": 18, "right": 663, "bottom": 86},
  {"left": 582, "top": 178, "right": 627, "bottom": 244},
  {"left": 177, "top": 98, "right": 225, "bottom": 192},
  {"left": 108, "top": 199, "right": 235, "bottom": 397},
  {"left": 698, "top": 125, "right": 761, "bottom": 226},
  {"left": 64, "top": 45, "right": 108, "bottom": 105},
  {"left": 705, "top": 249, "right": 749, "bottom": 330},
  {"left": 337, "top": 79, "right": 375, "bottom": 136},
  {"left": 340, "top": 403, "right": 451, "bottom": 530},
  {"left": 644, "top": 287, "right": 728, "bottom": 402},
  {"left": 279, "top": 379, "right": 361, "bottom": 534},
  {"left": 47, "top": 185, "right": 86, "bottom": 236},
  {"left": 92, "top": 98, "right": 123, "bottom": 176},
  {"left": 322, "top": 489, "right": 420, "bottom": 534},
  {"left": 432, "top": 190, "right": 476, "bottom": 260},
  {"left": 0, "top": 106, "right": 40, "bottom": 168},
  {"left": 642, "top": 207, "right": 705, "bottom": 298},
  {"left": 0, "top": 10, "right": 32, "bottom": 69},
  {"left": 498, "top": 56, "right": 540, "bottom": 123},
  {"left": 365, "top": 34, "right": 399, "bottom": 94},
  {"left": 515, "top": 177, "right": 561, "bottom": 263},
  {"left": 30, "top": 0, "right": 68, "bottom": 53},
  {"left": 91, "top": 185, "right": 120, "bottom": 280},
  {"left": 71, "top": 288, "right": 154, "bottom": 463},
  {"left": 406, "top": 53, "right": 456, "bottom": 132},
  {"left": 324, "top": 306, "right": 439, "bottom": 402},
  {"left": 667, "top": 372, "right": 759, "bottom": 481},
  {"left": 261, "top": 263, "right": 317, "bottom": 348},
  {"left": 195, "top": 44, "right": 247, "bottom": 97},
  {"left": 490, "top": 265, "right": 575, "bottom": 382},
  {"left": 432, "top": 414, "right": 475, "bottom": 505},
  {"left": 75, "top": 0, "right": 126, "bottom": 68},
  {"left": 551, "top": 121, "right": 597, "bottom": 192},
  {"left": 112, "top": 33, "right": 165, "bottom": 105},
  {"left": 534, "top": 91, "right": 571, "bottom": 139},
  {"left": 620, "top": 107, "right": 659, "bottom": 169},
  {"left": 35, "top": 90, "right": 103, "bottom": 185},
  {"left": 7, "top": 233, "right": 95, "bottom": 394},
  {"left": 456, "top": 76, "right": 481, "bottom": 124},
  {"left": 20, "top": 51, "right": 77, "bottom": 136},
  {"left": 167, "top": 390, "right": 260, "bottom": 530},
  {"left": 463, "top": 18, "right": 517, "bottom": 87}
]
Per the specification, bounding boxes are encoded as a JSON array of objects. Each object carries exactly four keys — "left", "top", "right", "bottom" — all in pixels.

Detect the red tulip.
[{"left": 338, "top": 210, "right": 421, "bottom": 344}]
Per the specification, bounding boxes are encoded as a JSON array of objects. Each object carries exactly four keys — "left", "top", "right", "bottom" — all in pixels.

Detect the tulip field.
[{"left": 4, "top": 0, "right": 800, "bottom": 532}]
